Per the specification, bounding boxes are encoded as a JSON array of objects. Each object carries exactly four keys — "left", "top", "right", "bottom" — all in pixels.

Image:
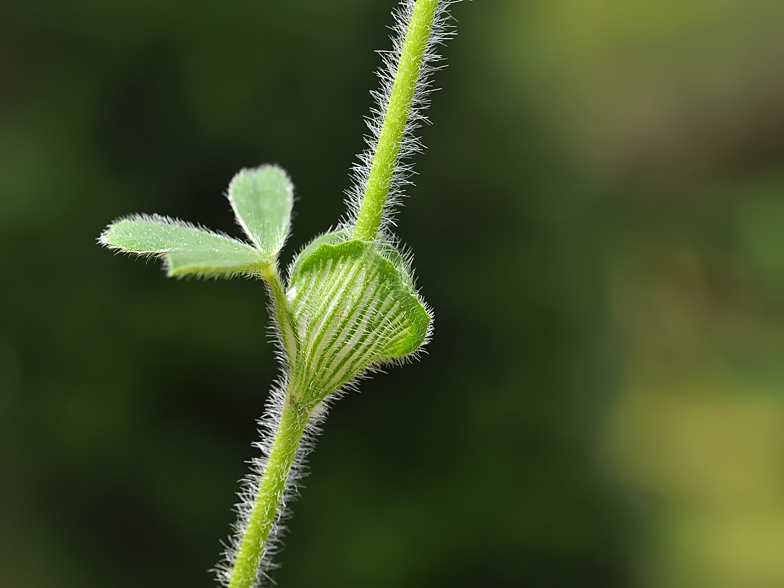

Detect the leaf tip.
[{"left": 227, "top": 164, "right": 295, "bottom": 257}]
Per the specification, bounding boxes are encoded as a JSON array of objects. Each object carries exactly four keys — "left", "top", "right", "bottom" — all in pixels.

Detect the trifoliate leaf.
[
  {"left": 228, "top": 165, "right": 293, "bottom": 257},
  {"left": 288, "top": 239, "right": 431, "bottom": 403},
  {"left": 100, "top": 215, "right": 269, "bottom": 278}
]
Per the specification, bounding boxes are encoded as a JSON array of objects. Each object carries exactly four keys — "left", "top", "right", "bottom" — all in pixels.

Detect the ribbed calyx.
[{"left": 286, "top": 234, "right": 431, "bottom": 406}]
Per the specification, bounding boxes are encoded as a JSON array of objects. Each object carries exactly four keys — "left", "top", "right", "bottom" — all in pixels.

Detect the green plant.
[{"left": 99, "top": 1, "right": 456, "bottom": 586}]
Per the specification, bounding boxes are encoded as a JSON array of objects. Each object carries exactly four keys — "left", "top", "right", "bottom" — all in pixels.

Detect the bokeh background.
[{"left": 2, "top": 0, "right": 784, "bottom": 586}]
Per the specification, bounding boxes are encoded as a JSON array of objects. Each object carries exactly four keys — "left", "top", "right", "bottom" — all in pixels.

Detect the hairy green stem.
[
  {"left": 227, "top": 397, "right": 311, "bottom": 588},
  {"left": 260, "top": 264, "right": 298, "bottom": 361},
  {"left": 353, "top": 0, "right": 439, "bottom": 242}
]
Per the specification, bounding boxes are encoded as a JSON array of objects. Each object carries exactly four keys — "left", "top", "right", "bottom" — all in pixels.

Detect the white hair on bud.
[{"left": 343, "top": 0, "right": 459, "bottom": 236}]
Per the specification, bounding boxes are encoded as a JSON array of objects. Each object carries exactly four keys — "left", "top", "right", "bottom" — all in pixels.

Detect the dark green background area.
[{"left": 2, "top": 1, "right": 784, "bottom": 587}]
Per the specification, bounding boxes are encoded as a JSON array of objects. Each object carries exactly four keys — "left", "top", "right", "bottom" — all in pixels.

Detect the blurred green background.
[{"left": 2, "top": 0, "right": 784, "bottom": 586}]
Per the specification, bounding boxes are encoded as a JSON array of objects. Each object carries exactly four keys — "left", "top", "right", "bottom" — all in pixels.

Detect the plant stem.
[
  {"left": 260, "top": 264, "right": 298, "bottom": 361},
  {"left": 228, "top": 397, "right": 311, "bottom": 588},
  {"left": 353, "top": 0, "right": 440, "bottom": 242}
]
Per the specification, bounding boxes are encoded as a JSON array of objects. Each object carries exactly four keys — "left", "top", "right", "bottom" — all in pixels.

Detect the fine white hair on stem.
[
  {"left": 212, "top": 378, "right": 356, "bottom": 588},
  {"left": 343, "top": 0, "right": 459, "bottom": 235}
]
